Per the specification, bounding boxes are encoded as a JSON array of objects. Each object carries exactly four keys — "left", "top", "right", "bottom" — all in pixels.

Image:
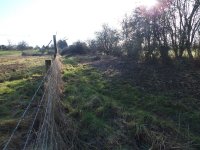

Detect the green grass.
[
  {"left": 62, "top": 56, "right": 200, "bottom": 149},
  {"left": 0, "top": 50, "right": 21, "bottom": 56},
  {"left": 0, "top": 56, "right": 47, "bottom": 148},
  {"left": 0, "top": 57, "right": 46, "bottom": 82},
  {"left": 0, "top": 56, "right": 47, "bottom": 118},
  {"left": 0, "top": 49, "right": 44, "bottom": 57}
]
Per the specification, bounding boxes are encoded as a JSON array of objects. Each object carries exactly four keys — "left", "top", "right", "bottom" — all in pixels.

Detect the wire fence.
[
  {"left": 3, "top": 65, "right": 52, "bottom": 150},
  {"left": 3, "top": 56, "right": 80, "bottom": 150},
  {"left": 30, "top": 57, "right": 65, "bottom": 150},
  {"left": 2, "top": 57, "right": 61, "bottom": 149}
]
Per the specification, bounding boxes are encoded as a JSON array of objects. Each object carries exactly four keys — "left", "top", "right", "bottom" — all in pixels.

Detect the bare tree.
[
  {"left": 95, "top": 24, "right": 120, "bottom": 55},
  {"left": 121, "top": 0, "right": 200, "bottom": 61},
  {"left": 17, "top": 41, "right": 28, "bottom": 51},
  {"left": 168, "top": 0, "right": 200, "bottom": 59}
]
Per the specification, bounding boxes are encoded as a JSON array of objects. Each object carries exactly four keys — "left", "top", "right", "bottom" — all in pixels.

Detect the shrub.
[{"left": 61, "top": 41, "right": 90, "bottom": 55}]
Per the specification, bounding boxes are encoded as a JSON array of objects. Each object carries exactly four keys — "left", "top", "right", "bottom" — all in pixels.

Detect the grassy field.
[
  {"left": 0, "top": 50, "right": 21, "bottom": 56},
  {"left": 0, "top": 49, "right": 45, "bottom": 57},
  {"left": 1, "top": 53, "right": 200, "bottom": 149},
  {"left": 61, "top": 55, "right": 200, "bottom": 149},
  {"left": 0, "top": 54, "right": 49, "bottom": 148}
]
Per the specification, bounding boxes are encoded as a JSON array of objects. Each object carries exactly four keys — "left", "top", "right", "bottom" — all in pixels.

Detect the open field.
[
  {"left": 1, "top": 53, "right": 200, "bottom": 149},
  {"left": 61, "top": 55, "right": 200, "bottom": 149},
  {"left": 0, "top": 54, "right": 49, "bottom": 148},
  {"left": 0, "top": 50, "right": 21, "bottom": 57},
  {"left": 0, "top": 50, "right": 45, "bottom": 58}
]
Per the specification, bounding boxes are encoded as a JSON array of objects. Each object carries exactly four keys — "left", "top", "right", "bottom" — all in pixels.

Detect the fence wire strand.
[
  {"left": 31, "top": 57, "right": 66, "bottom": 150},
  {"left": 3, "top": 63, "right": 52, "bottom": 150},
  {"left": 4, "top": 56, "right": 77, "bottom": 150},
  {"left": 22, "top": 84, "right": 48, "bottom": 150}
]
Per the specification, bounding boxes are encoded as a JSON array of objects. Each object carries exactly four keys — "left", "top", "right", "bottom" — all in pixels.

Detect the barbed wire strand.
[
  {"left": 32, "top": 58, "right": 65, "bottom": 150},
  {"left": 34, "top": 60, "right": 57, "bottom": 150},
  {"left": 36, "top": 70, "right": 54, "bottom": 149},
  {"left": 3, "top": 63, "right": 53, "bottom": 150},
  {"left": 24, "top": 64, "right": 55, "bottom": 149},
  {"left": 22, "top": 85, "right": 48, "bottom": 150}
]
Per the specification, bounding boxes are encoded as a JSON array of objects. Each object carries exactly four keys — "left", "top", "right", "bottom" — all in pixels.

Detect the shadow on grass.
[{"left": 62, "top": 56, "right": 200, "bottom": 149}]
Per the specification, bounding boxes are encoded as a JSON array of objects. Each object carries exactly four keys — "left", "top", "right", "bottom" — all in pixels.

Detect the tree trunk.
[
  {"left": 174, "top": 48, "right": 178, "bottom": 59},
  {"left": 178, "top": 47, "right": 184, "bottom": 59},
  {"left": 160, "top": 46, "right": 170, "bottom": 64},
  {"left": 187, "top": 48, "right": 194, "bottom": 60}
]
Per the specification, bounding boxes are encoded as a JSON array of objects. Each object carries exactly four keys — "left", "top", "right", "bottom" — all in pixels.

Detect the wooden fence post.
[
  {"left": 53, "top": 35, "right": 58, "bottom": 58},
  {"left": 45, "top": 60, "right": 51, "bottom": 72}
]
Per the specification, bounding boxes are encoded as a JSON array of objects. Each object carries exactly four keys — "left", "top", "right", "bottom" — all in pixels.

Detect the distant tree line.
[
  {"left": 0, "top": 41, "right": 33, "bottom": 51},
  {"left": 2, "top": 0, "right": 200, "bottom": 62},
  {"left": 83, "top": 0, "right": 200, "bottom": 63}
]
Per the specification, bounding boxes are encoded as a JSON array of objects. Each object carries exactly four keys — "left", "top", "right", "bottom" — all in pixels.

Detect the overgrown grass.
[
  {"left": 0, "top": 57, "right": 47, "bottom": 82},
  {"left": 62, "top": 56, "right": 200, "bottom": 149},
  {"left": 0, "top": 56, "right": 48, "bottom": 148}
]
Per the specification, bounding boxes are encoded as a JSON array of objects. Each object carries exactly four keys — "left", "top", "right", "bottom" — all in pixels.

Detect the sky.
[{"left": 0, "top": 0, "right": 156, "bottom": 46}]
